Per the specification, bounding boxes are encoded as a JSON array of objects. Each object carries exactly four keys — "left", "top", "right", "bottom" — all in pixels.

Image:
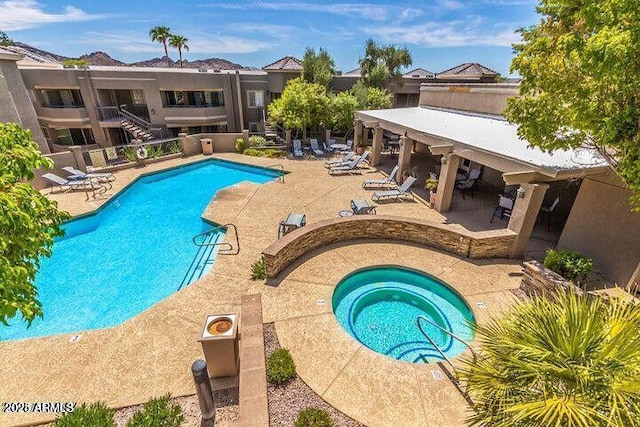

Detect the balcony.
[{"left": 37, "top": 106, "right": 91, "bottom": 126}]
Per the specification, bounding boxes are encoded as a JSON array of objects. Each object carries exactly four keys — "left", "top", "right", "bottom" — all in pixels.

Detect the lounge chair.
[
  {"left": 455, "top": 169, "right": 481, "bottom": 199},
  {"left": 42, "top": 173, "right": 102, "bottom": 193},
  {"left": 324, "top": 151, "right": 355, "bottom": 168},
  {"left": 351, "top": 199, "right": 377, "bottom": 215},
  {"left": 62, "top": 166, "right": 115, "bottom": 183},
  {"left": 292, "top": 139, "right": 304, "bottom": 158},
  {"left": 328, "top": 152, "right": 370, "bottom": 175},
  {"left": 362, "top": 165, "right": 399, "bottom": 189},
  {"left": 323, "top": 141, "right": 335, "bottom": 154},
  {"left": 310, "top": 139, "right": 324, "bottom": 156},
  {"left": 371, "top": 176, "right": 416, "bottom": 202}
]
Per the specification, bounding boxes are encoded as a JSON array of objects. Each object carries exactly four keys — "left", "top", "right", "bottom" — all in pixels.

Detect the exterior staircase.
[{"left": 120, "top": 119, "right": 154, "bottom": 141}]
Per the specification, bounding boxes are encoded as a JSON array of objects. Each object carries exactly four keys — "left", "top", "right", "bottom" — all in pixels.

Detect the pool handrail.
[
  {"left": 192, "top": 223, "right": 240, "bottom": 255},
  {"left": 416, "top": 315, "right": 478, "bottom": 363},
  {"left": 416, "top": 321, "right": 457, "bottom": 375},
  {"left": 266, "top": 163, "right": 285, "bottom": 183}
]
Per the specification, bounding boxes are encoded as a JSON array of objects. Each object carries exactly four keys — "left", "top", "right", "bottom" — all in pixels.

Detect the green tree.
[
  {"left": 268, "top": 77, "right": 330, "bottom": 139},
  {"left": 168, "top": 34, "right": 189, "bottom": 68},
  {"left": 302, "top": 47, "right": 336, "bottom": 89},
  {"left": 350, "top": 80, "right": 392, "bottom": 110},
  {"left": 329, "top": 92, "right": 360, "bottom": 133},
  {"left": 359, "top": 38, "right": 412, "bottom": 89},
  {"left": 505, "top": 0, "right": 640, "bottom": 209},
  {"left": 0, "top": 123, "right": 70, "bottom": 327},
  {"left": 0, "top": 31, "right": 13, "bottom": 47},
  {"left": 62, "top": 58, "right": 90, "bottom": 67},
  {"left": 149, "top": 26, "right": 172, "bottom": 64},
  {"left": 461, "top": 291, "right": 640, "bottom": 427}
]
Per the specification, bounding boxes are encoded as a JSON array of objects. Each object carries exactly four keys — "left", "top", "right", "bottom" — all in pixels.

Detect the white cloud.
[
  {"left": 362, "top": 21, "right": 521, "bottom": 47},
  {"left": 211, "top": 2, "right": 422, "bottom": 22},
  {"left": 0, "top": 0, "right": 104, "bottom": 31}
]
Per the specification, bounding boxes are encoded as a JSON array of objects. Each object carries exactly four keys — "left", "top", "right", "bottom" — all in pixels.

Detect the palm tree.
[
  {"left": 169, "top": 35, "right": 189, "bottom": 68},
  {"left": 460, "top": 291, "right": 640, "bottom": 427},
  {"left": 149, "top": 26, "right": 171, "bottom": 65}
]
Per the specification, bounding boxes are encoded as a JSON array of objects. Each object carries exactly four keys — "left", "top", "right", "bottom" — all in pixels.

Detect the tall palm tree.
[
  {"left": 149, "top": 26, "right": 171, "bottom": 65},
  {"left": 460, "top": 291, "right": 640, "bottom": 427},
  {"left": 169, "top": 35, "right": 189, "bottom": 68}
]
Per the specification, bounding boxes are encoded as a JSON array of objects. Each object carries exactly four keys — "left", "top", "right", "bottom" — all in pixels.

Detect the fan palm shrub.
[{"left": 460, "top": 291, "right": 640, "bottom": 427}]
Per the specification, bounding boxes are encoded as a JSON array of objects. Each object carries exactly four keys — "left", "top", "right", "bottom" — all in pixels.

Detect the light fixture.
[
  {"left": 517, "top": 187, "right": 526, "bottom": 198},
  {"left": 440, "top": 156, "right": 447, "bottom": 165}
]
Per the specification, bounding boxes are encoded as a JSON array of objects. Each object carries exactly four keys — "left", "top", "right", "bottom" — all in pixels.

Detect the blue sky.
[{"left": 0, "top": 0, "right": 540, "bottom": 75}]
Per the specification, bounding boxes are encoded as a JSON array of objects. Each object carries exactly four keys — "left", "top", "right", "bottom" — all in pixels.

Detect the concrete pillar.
[
  {"left": 434, "top": 153, "right": 461, "bottom": 212},
  {"left": 354, "top": 120, "right": 363, "bottom": 146},
  {"left": 285, "top": 129, "right": 292, "bottom": 144},
  {"left": 397, "top": 136, "right": 413, "bottom": 179},
  {"left": 242, "top": 129, "right": 249, "bottom": 143},
  {"left": 325, "top": 129, "right": 331, "bottom": 143},
  {"left": 372, "top": 126, "right": 383, "bottom": 166},
  {"left": 178, "top": 132, "right": 189, "bottom": 154},
  {"left": 508, "top": 183, "right": 549, "bottom": 258},
  {"left": 69, "top": 146, "right": 87, "bottom": 171}
]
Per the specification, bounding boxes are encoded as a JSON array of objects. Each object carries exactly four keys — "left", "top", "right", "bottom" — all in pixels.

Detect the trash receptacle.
[
  {"left": 200, "top": 138, "right": 213, "bottom": 155},
  {"left": 198, "top": 314, "right": 239, "bottom": 377}
]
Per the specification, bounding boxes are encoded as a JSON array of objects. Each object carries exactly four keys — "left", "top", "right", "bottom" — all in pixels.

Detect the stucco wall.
[
  {"left": 419, "top": 83, "right": 519, "bottom": 116},
  {"left": 181, "top": 132, "right": 245, "bottom": 156},
  {"left": 262, "top": 215, "right": 517, "bottom": 278},
  {"left": 558, "top": 172, "right": 640, "bottom": 286}
]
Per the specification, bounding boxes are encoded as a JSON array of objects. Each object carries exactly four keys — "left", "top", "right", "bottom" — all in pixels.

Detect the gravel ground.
[{"left": 264, "top": 323, "right": 364, "bottom": 427}]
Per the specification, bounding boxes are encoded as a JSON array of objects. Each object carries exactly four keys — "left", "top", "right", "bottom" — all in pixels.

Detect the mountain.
[{"left": 5, "top": 42, "right": 245, "bottom": 70}]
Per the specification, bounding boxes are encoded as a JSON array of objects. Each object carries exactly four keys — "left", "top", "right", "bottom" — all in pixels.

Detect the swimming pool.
[
  {"left": 332, "top": 266, "right": 475, "bottom": 363},
  {"left": 2, "top": 159, "right": 280, "bottom": 341}
]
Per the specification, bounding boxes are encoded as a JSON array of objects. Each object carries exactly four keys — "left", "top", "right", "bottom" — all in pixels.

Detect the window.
[
  {"left": 248, "top": 122, "right": 259, "bottom": 133},
  {"left": 54, "top": 128, "right": 94, "bottom": 146},
  {"left": 247, "top": 90, "right": 264, "bottom": 108},
  {"left": 161, "top": 90, "right": 224, "bottom": 107},
  {"left": 131, "top": 89, "right": 145, "bottom": 105},
  {"left": 42, "top": 89, "right": 84, "bottom": 108}
]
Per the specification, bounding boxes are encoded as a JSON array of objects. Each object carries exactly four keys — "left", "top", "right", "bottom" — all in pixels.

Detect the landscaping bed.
[{"left": 263, "top": 323, "right": 364, "bottom": 427}]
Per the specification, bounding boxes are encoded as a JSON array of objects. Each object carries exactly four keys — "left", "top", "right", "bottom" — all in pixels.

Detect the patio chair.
[
  {"left": 323, "top": 141, "right": 334, "bottom": 155},
  {"left": 455, "top": 169, "right": 481, "bottom": 199},
  {"left": 328, "top": 151, "right": 370, "bottom": 175},
  {"left": 310, "top": 139, "right": 324, "bottom": 156},
  {"left": 278, "top": 213, "right": 306, "bottom": 238},
  {"left": 539, "top": 195, "right": 560, "bottom": 231},
  {"left": 490, "top": 194, "right": 515, "bottom": 223},
  {"left": 362, "top": 165, "right": 399, "bottom": 189},
  {"left": 351, "top": 199, "right": 377, "bottom": 215},
  {"left": 324, "top": 151, "right": 355, "bottom": 168},
  {"left": 371, "top": 176, "right": 417, "bottom": 202},
  {"left": 338, "top": 139, "right": 353, "bottom": 153},
  {"left": 62, "top": 166, "right": 115, "bottom": 183},
  {"left": 41, "top": 173, "right": 103, "bottom": 193},
  {"left": 292, "top": 139, "right": 304, "bottom": 158}
]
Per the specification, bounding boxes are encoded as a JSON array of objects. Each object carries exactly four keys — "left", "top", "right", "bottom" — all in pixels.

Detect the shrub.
[
  {"left": 244, "top": 148, "right": 266, "bottom": 157},
  {"left": 248, "top": 135, "right": 267, "bottom": 146},
  {"left": 145, "top": 145, "right": 164, "bottom": 159},
  {"left": 235, "top": 138, "right": 248, "bottom": 153},
  {"left": 122, "top": 146, "right": 138, "bottom": 162},
  {"left": 126, "top": 394, "right": 184, "bottom": 427},
  {"left": 267, "top": 348, "right": 296, "bottom": 384},
  {"left": 543, "top": 249, "right": 594, "bottom": 284},
  {"left": 251, "top": 258, "right": 267, "bottom": 280},
  {"left": 263, "top": 148, "right": 287, "bottom": 158},
  {"left": 53, "top": 402, "right": 115, "bottom": 427},
  {"left": 166, "top": 141, "right": 182, "bottom": 154},
  {"left": 294, "top": 408, "right": 334, "bottom": 427}
]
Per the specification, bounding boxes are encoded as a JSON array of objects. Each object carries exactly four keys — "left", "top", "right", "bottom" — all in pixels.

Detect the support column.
[
  {"left": 325, "top": 129, "right": 331, "bottom": 143},
  {"left": 285, "top": 129, "right": 292, "bottom": 144},
  {"left": 372, "top": 126, "right": 383, "bottom": 166},
  {"left": 242, "top": 129, "right": 249, "bottom": 144},
  {"left": 508, "top": 183, "right": 549, "bottom": 258},
  {"left": 354, "top": 119, "right": 363, "bottom": 146},
  {"left": 69, "top": 146, "right": 87, "bottom": 171},
  {"left": 434, "top": 154, "right": 460, "bottom": 212},
  {"left": 397, "top": 136, "right": 413, "bottom": 179}
]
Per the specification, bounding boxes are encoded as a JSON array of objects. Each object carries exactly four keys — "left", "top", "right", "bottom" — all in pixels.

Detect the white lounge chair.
[
  {"left": 292, "top": 139, "right": 304, "bottom": 158},
  {"left": 371, "top": 176, "right": 416, "bottom": 201},
  {"left": 62, "top": 166, "right": 115, "bottom": 183},
  {"left": 328, "top": 152, "right": 370, "bottom": 175},
  {"left": 41, "top": 173, "right": 102, "bottom": 193},
  {"left": 324, "top": 151, "right": 355, "bottom": 168},
  {"left": 323, "top": 141, "right": 334, "bottom": 154},
  {"left": 310, "top": 139, "right": 324, "bottom": 156},
  {"left": 362, "top": 165, "right": 399, "bottom": 189}
]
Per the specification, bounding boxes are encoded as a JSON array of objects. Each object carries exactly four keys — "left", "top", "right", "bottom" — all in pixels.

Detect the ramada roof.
[
  {"left": 437, "top": 62, "right": 499, "bottom": 78},
  {"left": 344, "top": 67, "right": 361, "bottom": 76},
  {"left": 404, "top": 67, "right": 435, "bottom": 78},
  {"left": 262, "top": 55, "right": 303, "bottom": 71},
  {"left": 357, "top": 107, "right": 607, "bottom": 176}
]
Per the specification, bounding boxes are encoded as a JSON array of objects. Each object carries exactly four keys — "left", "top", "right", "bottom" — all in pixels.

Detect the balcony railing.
[{"left": 82, "top": 138, "right": 183, "bottom": 170}]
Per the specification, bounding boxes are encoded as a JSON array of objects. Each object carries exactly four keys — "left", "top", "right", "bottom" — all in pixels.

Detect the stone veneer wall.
[
  {"left": 262, "top": 215, "right": 517, "bottom": 278},
  {"left": 521, "top": 260, "right": 583, "bottom": 296}
]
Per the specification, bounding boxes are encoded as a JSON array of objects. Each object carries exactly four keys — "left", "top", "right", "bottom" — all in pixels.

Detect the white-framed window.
[
  {"left": 247, "top": 90, "right": 264, "bottom": 108},
  {"left": 131, "top": 89, "right": 145, "bottom": 105}
]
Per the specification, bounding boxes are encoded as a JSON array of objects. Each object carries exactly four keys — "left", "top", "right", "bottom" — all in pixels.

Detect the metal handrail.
[
  {"left": 416, "top": 319, "right": 457, "bottom": 376},
  {"left": 192, "top": 223, "right": 240, "bottom": 255},
  {"left": 266, "top": 164, "right": 285, "bottom": 183},
  {"left": 416, "top": 315, "right": 478, "bottom": 362}
]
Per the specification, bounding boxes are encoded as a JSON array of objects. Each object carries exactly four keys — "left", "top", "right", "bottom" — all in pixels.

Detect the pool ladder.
[
  {"left": 266, "top": 164, "right": 285, "bottom": 183},
  {"left": 177, "top": 223, "right": 240, "bottom": 290}
]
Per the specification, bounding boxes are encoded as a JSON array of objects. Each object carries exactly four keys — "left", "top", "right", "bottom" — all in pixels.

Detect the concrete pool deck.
[{"left": 1, "top": 153, "right": 522, "bottom": 426}]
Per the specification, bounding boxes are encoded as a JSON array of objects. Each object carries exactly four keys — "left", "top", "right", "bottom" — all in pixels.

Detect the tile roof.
[
  {"left": 262, "top": 55, "right": 303, "bottom": 71},
  {"left": 437, "top": 62, "right": 499, "bottom": 77},
  {"left": 403, "top": 67, "right": 435, "bottom": 78},
  {"left": 343, "top": 67, "right": 361, "bottom": 76}
]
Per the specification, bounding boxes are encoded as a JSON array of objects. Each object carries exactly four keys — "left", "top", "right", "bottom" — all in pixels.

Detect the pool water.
[
  {"left": 332, "top": 266, "right": 475, "bottom": 363},
  {"left": 2, "top": 159, "right": 279, "bottom": 341}
]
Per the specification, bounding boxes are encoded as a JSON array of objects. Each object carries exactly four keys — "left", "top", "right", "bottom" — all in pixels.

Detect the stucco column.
[
  {"left": 508, "top": 183, "right": 549, "bottom": 258},
  {"left": 242, "top": 129, "right": 249, "bottom": 143},
  {"left": 372, "top": 126, "right": 384, "bottom": 166},
  {"left": 285, "top": 129, "right": 292, "bottom": 144},
  {"left": 178, "top": 132, "right": 188, "bottom": 154},
  {"left": 69, "top": 146, "right": 87, "bottom": 171},
  {"left": 434, "top": 153, "right": 461, "bottom": 212},
  {"left": 397, "top": 136, "right": 413, "bottom": 179},
  {"left": 325, "top": 129, "right": 331, "bottom": 143},
  {"left": 354, "top": 119, "right": 363, "bottom": 145}
]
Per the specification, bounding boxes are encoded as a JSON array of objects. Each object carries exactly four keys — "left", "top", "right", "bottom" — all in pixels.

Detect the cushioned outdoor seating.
[
  {"left": 328, "top": 152, "right": 370, "bottom": 175},
  {"left": 324, "top": 152, "right": 355, "bottom": 168},
  {"left": 292, "top": 139, "right": 304, "bottom": 158},
  {"left": 42, "top": 173, "right": 101, "bottom": 193},
  {"left": 310, "top": 139, "right": 324, "bottom": 156},
  {"left": 371, "top": 176, "right": 416, "bottom": 202},
  {"left": 362, "top": 165, "right": 399, "bottom": 189}
]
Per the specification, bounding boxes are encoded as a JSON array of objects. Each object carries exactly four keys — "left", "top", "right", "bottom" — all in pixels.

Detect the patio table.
[
  {"left": 278, "top": 213, "right": 306, "bottom": 238},
  {"left": 350, "top": 199, "right": 377, "bottom": 215}
]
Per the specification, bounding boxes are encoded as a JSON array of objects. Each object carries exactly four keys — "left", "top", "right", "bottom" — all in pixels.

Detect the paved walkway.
[{"left": 1, "top": 153, "right": 521, "bottom": 426}]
